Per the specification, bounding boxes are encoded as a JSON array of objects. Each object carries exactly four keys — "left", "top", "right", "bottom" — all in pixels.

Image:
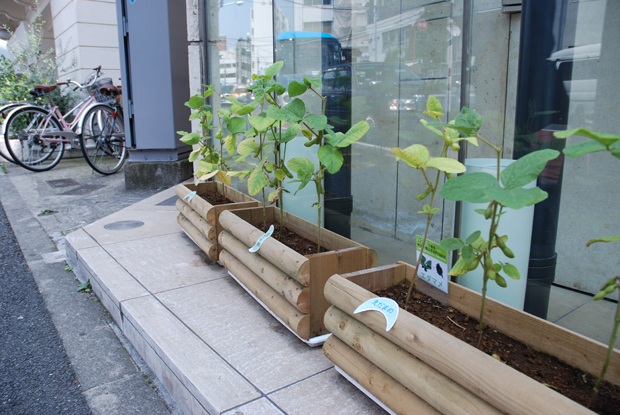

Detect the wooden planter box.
[
  {"left": 217, "top": 206, "right": 378, "bottom": 343},
  {"left": 175, "top": 182, "right": 259, "bottom": 261},
  {"left": 323, "top": 262, "right": 620, "bottom": 415}
]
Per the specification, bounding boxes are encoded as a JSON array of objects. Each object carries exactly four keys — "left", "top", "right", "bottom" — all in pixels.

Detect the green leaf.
[
  {"left": 288, "top": 81, "right": 308, "bottom": 97},
  {"left": 274, "top": 169, "right": 286, "bottom": 181},
  {"left": 502, "top": 263, "right": 520, "bottom": 280},
  {"left": 267, "top": 98, "right": 306, "bottom": 122},
  {"left": 188, "top": 111, "right": 203, "bottom": 121},
  {"left": 248, "top": 112, "right": 275, "bottom": 132},
  {"left": 586, "top": 235, "right": 620, "bottom": 247},
  {"left": 456, "top": 136, "right": 479, "bottom": 146},
  {"left": 554, "top": 128, "right": 620, "bottom": 147},
  {"left": 280, "top": 123, "right": 302, "bottom": 144},
  {"left": 403, "top": 144, "right": 430, "bottom": 163},
  {"left": 226, "top": 117, "right": 246, "bottom": 135},
  {"left": 440, "top": 238, "right": 464, "bottom": 251},
  {"left": 474, "top": 208, "right": 487, "bottom": 216},
  {"left": 562, "top": 141, "right": 608, "bottom": 158},
  {"left": 422, "top": 204, "right": 431, "bottom": 213},
  {"left": 237, "top": 137, "right": 257, "bottom": 155},
  {"left": 501, "top": 149, "right": 560, "bottom": 189},
  {"left": 235, "top": 105, "right": 256, "bottom": 116},
  {"left": 425, "top": 157, "right": 466, "bottom": 174},
  {"left": 318, "top": 145, "right": 344, "bottom": 174},
  {"left": 179, "top": 132, "right": 201, "bottom": 145},
  {"left": 448, "top": 256, "right": 469, "bottom": 276},
  {"left": 287, "top": 157, "right": 315, "bottom": 176},
  {"left": 187, "top": 95, "right": 204, "bottom": 109},
  {"left": 484, "top": 186, "right": 549, "bottom": 210},
  {"left": 225, "top": 135, "right": 236, "bottom": 156},
  {"left": 303, "top": 114, "right": 328, "bottom": 131},
  {"left": 427, "top": 96, "right": 442, "bottom": 114},
  {"left": 265, "top": 61, "right": 284, "bottom": 77},
  {"left": 216, "top": 170, "right": 232, "bottom": 186},
  {"left": 420, "top": 119, "right": 443, "bottom": 137},
  {"left": 440, "top": 172, "right": 498, "bottom": 203},
  {"left": 303, "top": 77, "right": 322, "bottom": 88},
  {"left": 327, "top": 121, "right": 370, "bottom": 148},
  {"left": 465, "top": 231, "right": 481, "bottom": 245},
  {"left": 430, "top": 208, "right": 440, "bottom": 214},
  {"left": 454, "top": 107, "right": 483, "bottom": 135},
  {"left": 188, "top": 148, "right": 201, "bottom": 162},
  {"left": 248, "top": 168, "right": 270, "bottom": 196},
  {"left": 197, "top": 160, "right": 218, "bottom": 173},
  {"left": 392, "top": 148, "right": 425, "bottom": 169}
]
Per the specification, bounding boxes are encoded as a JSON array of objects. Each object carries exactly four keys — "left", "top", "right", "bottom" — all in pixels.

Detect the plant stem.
[
  {"left": 315, "top": 176, "right": 322, "bottom": 253},
  {"left": 404, "top": 127, "right": 450, "bottom": 310},
  {"left": 589, "top": 291, "right": 620, "bottom": 408}
]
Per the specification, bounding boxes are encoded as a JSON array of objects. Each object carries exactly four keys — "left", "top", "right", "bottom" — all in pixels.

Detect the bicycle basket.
[{"left": 87, "top": 78, "right": 114, "bottom": 103}]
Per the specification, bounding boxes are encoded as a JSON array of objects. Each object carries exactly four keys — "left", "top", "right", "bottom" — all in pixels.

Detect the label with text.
[{"left": 416, "top": 235, "right": 449, "bottom": 294}]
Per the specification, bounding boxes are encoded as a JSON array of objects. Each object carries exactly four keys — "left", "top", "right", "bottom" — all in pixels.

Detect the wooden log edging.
[
  {"left": 219, "top": 230, "right": 309, "bottom": 313},
  {"left": 325, "top": 306, "right": 501, "bottom": 415},
  {"left": 219, "top": 209, "right": 310, "bottom": 286},
  {"left": 177, "top": 213, "right": 216, "bottom": 260},
  {"left": 220, "top": 250, "right": 310, "bottom": 339},
  {"left": 176, "top": 199, "right": 216, "bottom": 242},
  {"left": 323, "top": 335, "right": 441, "bottom": 415},
  {"left": 175, "top": 184, "right": 214, "bottom": 222},
  {"left": 324, "top": 274, "right": 593, "bottom": 415}
]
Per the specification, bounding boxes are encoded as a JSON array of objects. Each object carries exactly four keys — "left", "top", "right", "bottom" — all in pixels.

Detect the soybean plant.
[
  {"left": 391, "top": 96, "right": 466, "bottom": 308},
  {"left": 553, "top": 127, "right": 620, "bottom": 407},
  {"left": 435, "top": 108, "right": 559, "bottom": 348},
  {"left": 286, "top": 77, "right": 369, "bottom": 253}
]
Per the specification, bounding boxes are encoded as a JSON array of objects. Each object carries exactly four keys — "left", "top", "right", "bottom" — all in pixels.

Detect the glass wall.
[{"left": 207, "top": 0, "right": 619, "bottom": 298}]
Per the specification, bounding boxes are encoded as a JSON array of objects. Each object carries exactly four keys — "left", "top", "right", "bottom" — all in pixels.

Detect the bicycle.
[{"left": 2, "top": 67, "right": 127, "bottom": 174}]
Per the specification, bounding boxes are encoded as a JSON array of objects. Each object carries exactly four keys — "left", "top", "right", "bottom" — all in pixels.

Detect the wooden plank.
[
  {"left": 219, "top": 230, "right": 309, "bottom": 313},
  {"left": 177, "top": 213, "right": 217, "bottom": 260},
  {"left": 209, "top": 201, "right": 258, "bottom": 226},
  {"left": 323, "top": 335, "right": 441, "bottom": 415},
  {"left": 325, "top": 306, "right": 501, "bottom": 415},
  {"left": 220, "top": 250, "right": 310, "bottom": 339},
  {"left": 308, "top": 248, "right": 368, "bottom": 338},
  {"left": 219, "top": 210, "right": 310, "bottom": 286},
  {"left": 324, "top": 274, "right": 593, "bottom": 415},
  {"left": 341, "top": 263, "right": 407, "bottom": 292},
  {"left": 176, "top": 199, "right": 216, "bottom": 242},
  {"left": 215, "top": 181, "right": 257, "bottom": 203}
]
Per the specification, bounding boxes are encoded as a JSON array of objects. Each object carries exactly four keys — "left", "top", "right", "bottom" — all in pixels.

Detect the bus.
[{"left": 275, "top": 31, "right": 343, "bottom": 87}]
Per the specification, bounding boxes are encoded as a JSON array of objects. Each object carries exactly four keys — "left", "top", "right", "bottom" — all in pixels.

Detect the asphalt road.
[{"left": 0, "top": 201, "right": 92, "bottom": 415}]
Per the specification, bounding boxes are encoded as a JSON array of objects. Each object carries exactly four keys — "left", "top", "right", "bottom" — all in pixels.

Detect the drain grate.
[
  {"left": 47, "top": 178, "right": 79, "bottom": 188},
  {"left": 156, "top": 196, "right": 178, "bottom": 206},
  {"left": 60, "top": 184, "right": 107, "bottom": 196},
  {"left": 104, "top": 220, "right": 145, "bottom": 230}
]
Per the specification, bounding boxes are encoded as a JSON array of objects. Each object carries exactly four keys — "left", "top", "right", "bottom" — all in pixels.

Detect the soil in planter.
[
  {"left": 257, "top": 220, "right": 328, "bottom": 256},
  {"left": 198, "top": 190, "right": 234, "bottom": 205},
  {"left": 374, "top": 282, "right": 620, "bottom": 415}
]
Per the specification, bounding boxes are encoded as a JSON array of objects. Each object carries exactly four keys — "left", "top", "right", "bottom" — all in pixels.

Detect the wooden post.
[
  {"left": 325, "top": 306, "right": 501, "bottom": 415},
  {"left": 220, "top": 250, "right": 310, "bottom": 339},
  {"left": 219, "top": 230, "right": 309, "bottom": 313},
  {"left": 324, "top": 274, "right": 593, "bottom": 415}
]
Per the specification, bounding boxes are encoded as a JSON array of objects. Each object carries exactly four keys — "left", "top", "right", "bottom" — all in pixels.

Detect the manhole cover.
[
  {"left": 104, "top": 220, "right": 145, "bottom": 230},
  {"left": 47, "top": 178, "right": 79, "bottom": 188},
  {"left": 60, "top": 184, "right": 107, "bottom": 196},
  {"left": 156, "top": 195, "right": 178, "bottom": 206}
]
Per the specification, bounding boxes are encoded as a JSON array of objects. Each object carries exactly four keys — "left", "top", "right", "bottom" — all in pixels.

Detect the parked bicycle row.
[{"left": 0, "top": 66, "right": 127, "bottom": 175}]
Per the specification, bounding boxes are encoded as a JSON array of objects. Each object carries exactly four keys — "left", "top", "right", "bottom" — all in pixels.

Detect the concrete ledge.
[{"left": 124, "top": 160, "right": 193, "bottom": 191}]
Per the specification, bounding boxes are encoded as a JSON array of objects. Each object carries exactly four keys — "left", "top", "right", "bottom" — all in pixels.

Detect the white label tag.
[
  {"left": 183, "top": 191, "right": 197, "bottom": 202},
  {"left": 354, "top": 298, "right": 399, "bottom": 331},
  {"left": 416, "top": 236, "right": 449, "bottom": 294},
  {"left": 249, "top": 225, "right": 274, "bottom": 253}
]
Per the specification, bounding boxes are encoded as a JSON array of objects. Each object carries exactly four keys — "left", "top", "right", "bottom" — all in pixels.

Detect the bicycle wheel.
[
  {"left": 0, "top": 103, "right": 29, "bottom": 163},
  {"left": 4, "top": 107, "right": 65, "bottom": 172},
  {"left": 79, "top": 104, "right": 126, "bottom": 175}
]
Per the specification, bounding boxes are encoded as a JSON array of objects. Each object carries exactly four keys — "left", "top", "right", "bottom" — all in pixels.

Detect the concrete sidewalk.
[{"left": 1, "top": 156, "right": 617, "bottom": 415}]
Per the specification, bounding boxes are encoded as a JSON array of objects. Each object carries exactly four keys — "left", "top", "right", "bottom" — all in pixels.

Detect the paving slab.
[
  {"left": 547, "top": 285, "right": 591, "bottom": 322},
  {"left": 553, "top": 297, "right": 619, "bottom": 347},
  {"left": 158, "top": 278, "right": 333, "bottom": 394}
]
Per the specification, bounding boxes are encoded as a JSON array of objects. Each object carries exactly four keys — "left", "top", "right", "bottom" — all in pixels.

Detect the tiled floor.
[{"left": 66, "top": 187, "right": 619, "bottom": 415}]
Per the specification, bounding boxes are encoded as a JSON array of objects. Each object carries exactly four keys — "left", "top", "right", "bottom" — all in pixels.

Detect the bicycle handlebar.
[{"left": 58, "top": 66, "right": 104, "bottom": 91}]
